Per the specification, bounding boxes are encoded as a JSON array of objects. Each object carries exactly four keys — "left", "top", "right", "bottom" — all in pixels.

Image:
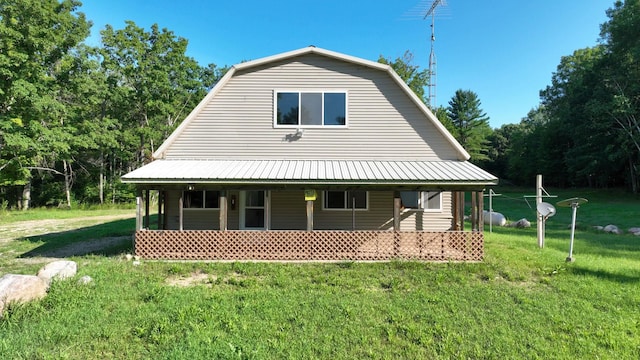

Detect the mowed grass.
[{"left": 0, "top": 188, "right": 639, "bottom": 359}]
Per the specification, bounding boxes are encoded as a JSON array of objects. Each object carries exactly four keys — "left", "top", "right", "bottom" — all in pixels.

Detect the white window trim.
[
  {"left": 182, "top": 190, "right": 220, "bottom": 210},
  {"left": 273, "top": 89, "right": 348, "bottom": 129},
  {"left": 239, "top": 190, "right": 270, "bottom": 230},
  {"left": 422, "top": 191, "right": 442, "bottom": 212},
  {"left": 322, "top": 190, "right": 369, "bottom": 211},
  {"left": 401, "top": 191, "right": 442, "bottom": 213}
]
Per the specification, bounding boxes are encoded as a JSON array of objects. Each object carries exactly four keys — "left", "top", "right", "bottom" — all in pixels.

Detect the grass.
[
  {"left": 0, "top": 187, "right": 639, "bottom": 359},
  {"left": 0, "top": 205, "right": 135, "bottom": 224}
]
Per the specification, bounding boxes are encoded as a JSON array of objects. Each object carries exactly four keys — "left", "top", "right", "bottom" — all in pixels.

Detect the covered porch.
[
  {"left": 132, "top": 187, "right": 486, "bottom": 261},
  {"left": 123, "top": 159, "right": 497, "bottom": 261}
]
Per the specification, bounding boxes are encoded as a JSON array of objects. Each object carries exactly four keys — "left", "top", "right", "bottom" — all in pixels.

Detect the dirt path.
[
  {"left": 0, "top": 214, "right": 135, "bottom": 243},
  {"left": 0, "top": 214, "right": 136, "bottom": 263}
]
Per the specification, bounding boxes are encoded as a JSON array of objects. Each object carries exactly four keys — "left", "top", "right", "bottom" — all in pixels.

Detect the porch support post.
[
  {"left": 135, "top": 189, "right": 143, "bottom": 231},
  {"left": 157, "top": 191, "right": 163, "bottom": 230},
  {"left": 458, "top": 191, "right": 465, "bottom": 231},
  {"left": 393, "top": 191, "right": 401, "bottom": 231},
  {"left": 144, "top": 189, "right": 150, "bottom": 230},
  {"left": 179, "top": 191, "right": 184, "bottom": 231},
  {"left": 470, "top": 191, "right": 484, "bottom": 232},
  {"left": 393, "top": 191, "right": 401, "bottom": 256},
  {"left": 163, "top": 191, "right": 168, "bottom": 231},
  {"left": 471, "top": 191, "right": 478, "bottom": 231},
  {"left": 306, "top": 200, "right": 314, "bottom": 231},
  {"left": 452, "top": 191, "right": 460, "bottom": 230},
  {"left": 460, "top": 191, "right": 465, "bottom": 231},
  {"left": 219, "top": 190, "right": 228, "bottom": 231}
]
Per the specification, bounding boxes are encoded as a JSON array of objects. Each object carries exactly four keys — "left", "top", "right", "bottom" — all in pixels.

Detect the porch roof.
[{"left": 122, "top": 159, "right": 498, "bottom": 188}]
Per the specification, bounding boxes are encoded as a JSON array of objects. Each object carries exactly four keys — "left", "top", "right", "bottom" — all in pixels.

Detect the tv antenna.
[
  {"left": 424, "top": 0, "right": 445, "bottom": 108},
  {"left": 556, "top": 197, "right": 588, "bottom": 262}
]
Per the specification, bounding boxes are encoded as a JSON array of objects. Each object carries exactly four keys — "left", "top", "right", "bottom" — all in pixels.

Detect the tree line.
[
  {"left": 0, "top": 0, "right": 224, "bottom": 209},
  {"left": 1, "top": 0, "right": 638, "bottom": 210},
  {"left": 383, "top": 0, "right": 640, "bottom": 193}
]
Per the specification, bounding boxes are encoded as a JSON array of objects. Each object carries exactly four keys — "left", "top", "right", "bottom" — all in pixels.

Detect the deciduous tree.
[{"left": 0, "top": 0, "right": 90, "bottom": 208}]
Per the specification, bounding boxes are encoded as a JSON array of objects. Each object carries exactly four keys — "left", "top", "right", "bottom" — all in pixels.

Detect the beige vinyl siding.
[
  {"left": 270, "top": 191, "right": 307, "bottom": 230},
  {"left": 269, "top": 190, "right": 393, "bottom": 230},
  {"left": 165, "top": 190, "right": 240, "bottom": 230},
  {"left": 399, "top": 191, "right": 453, "bottom": 231},
  {"left": 165, "top": 190, "right": 181, "bottom": 230},
  {"left": 166, "top": 189, "right": 452, "bottom": 231},
  {"left": 270, "top": 190, "right": 452, "bottom": 231},
  {"left": 315, "top": 191, "right": 394, "bottom": 230},
  {"left": 163, "top": 54, "right": 458, "bottom": 161}
]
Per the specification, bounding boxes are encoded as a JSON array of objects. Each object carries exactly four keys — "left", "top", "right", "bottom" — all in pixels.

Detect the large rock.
[
  {"left": 628, "top": 227, "right": 640, "bottom": 235},
  {"left": 508, "top": 218, "right": 531, "bottom": 228},
  {"left": 603, "top": 224, "right": 622, "bottom": 235},
  {"left": 483, "top": 210, "right": 506, "bottom": 226},
  {"left": 0, "top": 274, "right": 48, "bottom": 316},
  {"left": 37, "top": 260, "right": 77, "bottom": 285}
]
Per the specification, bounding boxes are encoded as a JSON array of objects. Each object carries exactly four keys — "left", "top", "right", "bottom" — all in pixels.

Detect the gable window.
[
  {"left": 183, "top": 190, "right": 220, "bottom": 209},
  {"left": 275, "top": 91, "right": 347, "bottom": 127},
  {"left": 400, "top": 191, "right": 441, "bottom": 212},
  {"left": 323, "top": 191, "right": 367, "bottom": 210}
]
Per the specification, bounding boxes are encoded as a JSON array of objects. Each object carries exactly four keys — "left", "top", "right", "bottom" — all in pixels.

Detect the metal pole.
[
  {"left": 536, "top": 175, "right": 543, "bottom": 247},
  {"left": 567, "top": 203, "right": 578, "bottom": 262}
]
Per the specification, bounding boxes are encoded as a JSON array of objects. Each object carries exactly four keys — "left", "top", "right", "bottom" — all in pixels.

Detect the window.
[
  {"left": 275, "top": 91, "right": 346, "bottom": 127},
  {"left": 400, "top": 191, "right": 441, "bottom": 211},
  {"left": 323, "top": 191, "right": 367, "bottom": 210},
  {"left": 183, "top": 190, "right": 220, "bottom": 209}
]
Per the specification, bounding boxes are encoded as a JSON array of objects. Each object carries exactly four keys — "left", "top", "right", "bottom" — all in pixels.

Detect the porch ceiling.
[{"left": 122, "top": 159, "right": 498, "bottom": 189}]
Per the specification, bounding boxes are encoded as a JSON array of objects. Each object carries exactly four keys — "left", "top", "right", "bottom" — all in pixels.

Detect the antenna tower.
[{"left": 424, "top": 0, "right": 444, "bottom": 108}]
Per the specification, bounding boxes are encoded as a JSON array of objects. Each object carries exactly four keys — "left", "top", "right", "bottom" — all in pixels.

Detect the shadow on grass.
[
  {"left": 569, "top": 266, "right": 640, "bottom": 284},
  {"left": 490, "top": 225, "right": 640, "bottom": 262},
  {"left": 545, "top": 229, "right": 640, "bottom": 261},
  {"left": 18, "top": 217, "right": 140, "bottom": 258}
]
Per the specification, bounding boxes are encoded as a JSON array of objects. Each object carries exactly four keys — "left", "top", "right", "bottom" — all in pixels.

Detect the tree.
[
  {"left": 446, "top": 89, "right": 492, "bottom": 162},
  {"left": 100, "top": 22, "right": 220, "bottom": 168},
  {"left": 599, "top": 0, "right": 640, "bottom": 191},
  {"left": 433, "top": 105, "right": 456, "bottom": 134},
  {"left": 378, "top": 51, "right": 429, "bottom": 104},
  {"left": 0, "top": 0, "right": 91, "bottom": 208}
]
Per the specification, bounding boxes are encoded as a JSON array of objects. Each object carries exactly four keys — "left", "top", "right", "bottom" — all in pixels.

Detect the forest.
[{"left": 0, "top": 0, "right": 638, "bottom": 209}]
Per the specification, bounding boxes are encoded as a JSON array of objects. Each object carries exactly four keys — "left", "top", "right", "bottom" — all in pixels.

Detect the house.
[{"left": 121, "top": 46, "right": 498, "bottom": 261}]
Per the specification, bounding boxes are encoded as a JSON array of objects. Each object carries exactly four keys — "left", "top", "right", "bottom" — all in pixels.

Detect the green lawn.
[{"left": 1, "top": 189, "right": 639, "bottom": 359}]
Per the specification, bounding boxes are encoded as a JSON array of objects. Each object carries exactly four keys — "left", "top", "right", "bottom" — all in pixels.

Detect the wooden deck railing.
[{"left": 134, "top": 230, "right": 483, "bottom": 261}]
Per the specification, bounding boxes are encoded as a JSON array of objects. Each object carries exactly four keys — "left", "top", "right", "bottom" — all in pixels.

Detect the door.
[{"left": 239, "top": 190, "right": 268, "bottom": 230}]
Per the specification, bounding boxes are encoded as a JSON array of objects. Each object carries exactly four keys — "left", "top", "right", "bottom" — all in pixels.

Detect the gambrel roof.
[
  {"left": 123, "top": 47, "right": 498, "bottom": 188},
  {"left": 153, "top": 46, "right": 469, "bottom": 161}
]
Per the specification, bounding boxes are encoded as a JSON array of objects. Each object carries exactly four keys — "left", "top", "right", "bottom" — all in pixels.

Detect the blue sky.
[{"left": 80, "top": 0, "right": 610, "bottom": 128}]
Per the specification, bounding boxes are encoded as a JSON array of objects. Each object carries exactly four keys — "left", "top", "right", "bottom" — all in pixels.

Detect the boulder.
[
  {"left": 603, "top": 224, "right": 622, "bottom": 234},
  {"left": 483, "top": 210, "right": 506, "bottom": 226},
  {"left": 628, "top": 227, "right": 640, "bottom": 235},
  {"left": 0, "top": 274, "right": 48, "bottom": 316},
  {"left": 508, "top": 218, "right": 531, "bottom": 228},
  {"left": 37, "top": 260, "right": 77, "bottom": 285}
]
